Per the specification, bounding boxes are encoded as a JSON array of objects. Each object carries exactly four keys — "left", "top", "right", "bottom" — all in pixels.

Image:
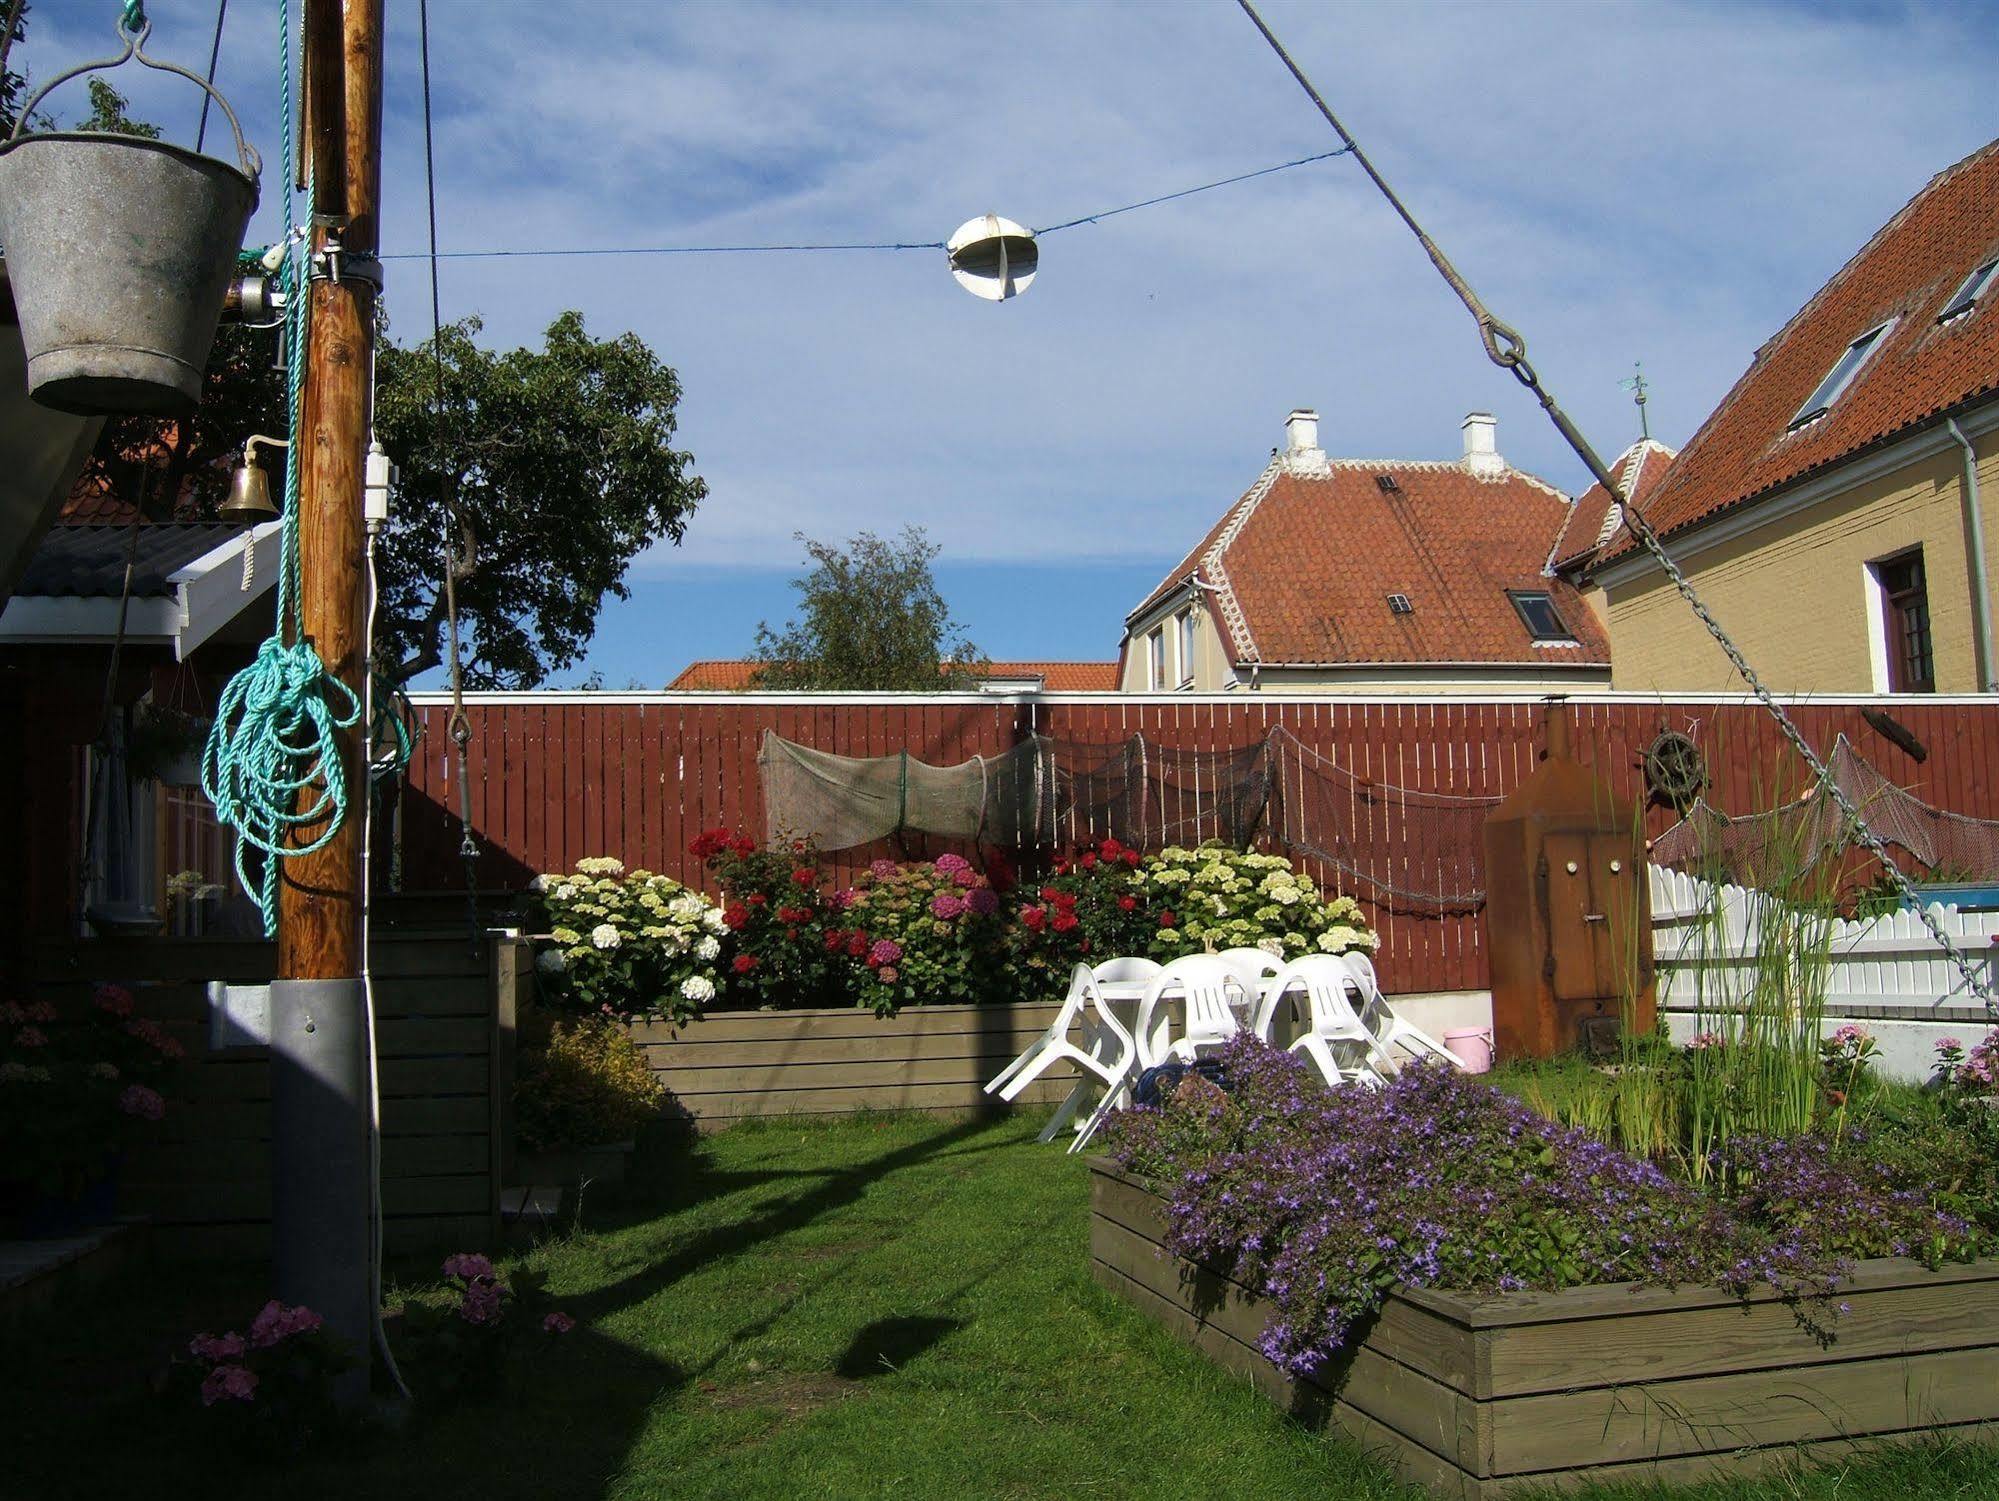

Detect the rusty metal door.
[{"left": 1542, "top": 832, "right": 1639, "bottom": 1003}]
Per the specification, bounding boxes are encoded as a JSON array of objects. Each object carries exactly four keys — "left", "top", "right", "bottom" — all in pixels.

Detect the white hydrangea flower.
[
  {"left": 1272, "top": 886, "right": 1300, "bottom": 906},
  {"left": 528, "top": 873, "right": 550, "bottom": 893},
  {"left": 680, "top": 975, "right": 716, "bottom": 1003},
  {"left": 536, "top": 948, "right": 567, "bottom": 974},
  {"left": 590, "top": 924, "right": 622, "bottom": 950},
  {"left": 696, "top": 936, "right": 720, "bottom": 961},
  {"left": 703, "top": 909, "right": 728, "bottom": 934},
  {"left": 1257, "top": 937, "right": 1285, "bottom": 956},
  {"left": 554, "top": 883, "right": 578, "bottom": 901},
  {"left": 550, "top": 926, "right": 582, "bottom": 945},
  {"left": 576, "top": 857, "right": 625, "bottom": 876}
]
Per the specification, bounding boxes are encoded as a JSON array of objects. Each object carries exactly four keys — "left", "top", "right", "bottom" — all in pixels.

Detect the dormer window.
[
  {"left": 1939, "top": 258, "right": 1999, "bottom": 324},
  {"left": 1789, "top": 319, "right": 1895, "bottom": 430},
  {"left": 1508, "top": 590, "right": 1574, "bottom": 643}
]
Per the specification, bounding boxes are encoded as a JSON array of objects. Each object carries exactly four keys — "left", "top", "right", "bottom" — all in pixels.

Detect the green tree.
[
  {"left": 751, "top": 527, "right": 985, "bottom": 691},
  {"left": 0, "top": 3, "right": 27, "bottom": 135},
  {"left": 76, "top": 77, "right": 159, "bottom": 137},
  {"left": 372, "top": 311, "right": 705, "bottom": 687}
]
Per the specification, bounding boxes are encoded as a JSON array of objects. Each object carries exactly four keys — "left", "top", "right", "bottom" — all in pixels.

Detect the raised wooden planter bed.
[
  {"left": 1089, "top": 1160, "right": 1999, "bottom": 1498},
  {"left": 628, "top": 1001, "right": 1075, "bottom": 1125}
]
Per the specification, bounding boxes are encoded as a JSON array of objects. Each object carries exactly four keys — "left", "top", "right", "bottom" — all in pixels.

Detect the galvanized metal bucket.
[{"left": 0, "top": 20, "right": 261, "bottom": 416}]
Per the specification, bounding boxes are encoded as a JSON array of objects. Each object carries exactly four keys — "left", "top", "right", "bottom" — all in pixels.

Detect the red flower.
[
  {"left": 722, "top": 902, "right": 750, "bottom": 931},
  {"left": 747, "top": 892, "right": 768, "bottom": 907},
  {"left": 1100, "top": 837, "right": 1124, "bottom": 858},
  {"left": 732, "top": 954, "right": 759, "bottom": 975},
  {"left": 1117, "top": 895, "right": 1137, "bottom": 911},
  {"left": 847, "top": 933, "right": 868, "bottom": 957},
  {"left": 1159, "top": 911, "right": 1177, "bottom": 927},
  {"left": 791, "top": 868, "right": 816, "bottom": 887},
  {"left": 824, "top": 929, "right": 847, "bottom": 952},
  {"left": 1079, "top": 852, "right": 1098, "bottom": 870},
  {"left": 1021, "top": 906, "right": 1047, "bottom": 932},
  {"left": 1039, "top": 886, "right": 1061, "bottom": 903},
  {"left": 1053, "top": 859, "right": 1071, "bottom": 876},
  {"left": 689, "top": 828, "right": 731, "bottom": 860},
  {"left": 1123, "top": 850, "right": 1140, "bottom": 867},
  {"left": 731, "top": 835, "right": 756, "bottom": 857},
  {"left": 1051, "top": 912, "right": 1080, "bottom": 934}
]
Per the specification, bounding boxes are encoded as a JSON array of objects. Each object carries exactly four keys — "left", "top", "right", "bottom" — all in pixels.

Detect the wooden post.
[
  {"left": 278, "top": 0, "right": 382, "bottom": 980},
  {"left": 268, "top": 0, "right": 384, "bottom": 1404}
]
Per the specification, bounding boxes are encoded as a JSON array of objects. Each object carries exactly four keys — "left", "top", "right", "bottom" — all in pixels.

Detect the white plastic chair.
[
  {"left": 1257, "top": 956, "right": 1388, "bottom": 1088},
  {"left": 985, "top": 965, "right": 1136, "bottom": 1129},
  {"left": 1339, "top": 952, "right": 1464, "bottom": 1069},
  {"left": 1035, "top": 957, "right": 1161, "bottom": 1142},
  {"left": 1067, "top": 955, "right": 1252, "bottom": 1156}
]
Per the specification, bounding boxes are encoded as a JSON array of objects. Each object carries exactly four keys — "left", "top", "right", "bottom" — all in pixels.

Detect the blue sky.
[{"left": 25, "top": 0, "right": 1999, "bottom": 685}]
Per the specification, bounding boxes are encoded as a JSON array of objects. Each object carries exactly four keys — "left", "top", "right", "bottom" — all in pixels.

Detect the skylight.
[
  {"left": 1939, "top": 258, "right": 1999, "bottom": 323},
  {"left": 1386, "top": 592, "right": 1413, "bottom": 615},
  {"left": 1788, "top": 319, "right": 1895, "bottom": 430},
  {"left": 1508, "top": 590, "right": 1574, "bottom": 643}
]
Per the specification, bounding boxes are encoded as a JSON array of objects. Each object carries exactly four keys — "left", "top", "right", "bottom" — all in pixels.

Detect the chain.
[{"left": 1235, "top": 0, "right": 1994, "bottom": 1016}]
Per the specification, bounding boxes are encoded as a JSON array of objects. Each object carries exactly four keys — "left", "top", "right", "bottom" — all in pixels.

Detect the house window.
[
  {"left": 1176, "top": 610, "right": 1196, "bottom": 688},
  {"left": 1940, "top": 258, "right": 1999, "bottom": 323},
  {"left": 1789, "top": 319, "right": 1894, "bottom": 429},
  {"left": 1148, "top": 625, "right": 1166, "bottom": 691},
  {"left": 1875, "top": 551, "right": 1935, "bottom": 693},
  {"left": 1386, "top": 592, "right": 1414, "bottom": 615},
  {"left": 1507, "top": 590, "right": 1575, "bottom": 643}
]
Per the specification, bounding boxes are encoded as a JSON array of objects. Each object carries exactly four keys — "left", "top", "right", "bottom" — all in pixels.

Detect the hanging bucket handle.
[{"left": 8, "top": 16, "right": 262, "bottom": 182}]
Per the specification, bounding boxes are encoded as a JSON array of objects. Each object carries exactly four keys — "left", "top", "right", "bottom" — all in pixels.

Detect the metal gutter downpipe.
[{"left": 1946, "top": 418, "right": 1997, "bottom": 693}]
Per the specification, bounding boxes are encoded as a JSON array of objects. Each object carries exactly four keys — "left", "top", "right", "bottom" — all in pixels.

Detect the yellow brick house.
[{"left": 1565, "top": 139, "right": 1999, "bottom": 694}]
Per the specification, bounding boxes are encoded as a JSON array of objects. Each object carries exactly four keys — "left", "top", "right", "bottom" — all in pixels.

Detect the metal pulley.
[
  {"left": 946, "top": 214, "right": 1038, "bottom": 302},
  {"left": 0, "top": 15, "right": 262, "bottom": 415}
]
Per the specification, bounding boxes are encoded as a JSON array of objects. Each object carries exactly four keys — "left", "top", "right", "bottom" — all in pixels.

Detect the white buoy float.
[{"left": 946, "top": 214, "right": 1037, "bottom": 302}]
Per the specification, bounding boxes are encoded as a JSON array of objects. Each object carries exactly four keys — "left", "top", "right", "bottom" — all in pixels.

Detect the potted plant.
[{"left": 512, "top": 1012, "right": 666, "bottom": 1193}]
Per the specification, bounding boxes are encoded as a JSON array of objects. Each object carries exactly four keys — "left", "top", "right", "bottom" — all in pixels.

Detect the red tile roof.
[
  {"left": 1551, "top": 439, "right": 1676, "bottom": 573},
  {"left": 668, "top": 659, "right": 1119, "bottom": 691},
  {"left": 1606, "top": 137, "right": 1999, "bottom": 560},
  {"left": 1130, "top": 454, "right": 1610, "bottom": 668}
]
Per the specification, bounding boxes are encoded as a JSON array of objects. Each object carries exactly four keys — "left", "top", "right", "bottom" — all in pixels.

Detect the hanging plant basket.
[{"left": 0, "top": 17, "right": 261, "bottom": 416}]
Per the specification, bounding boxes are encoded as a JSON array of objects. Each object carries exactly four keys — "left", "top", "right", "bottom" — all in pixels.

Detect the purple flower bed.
[{"left": 1103, "top": 1036, "right": 1984, "bottom": 1379}]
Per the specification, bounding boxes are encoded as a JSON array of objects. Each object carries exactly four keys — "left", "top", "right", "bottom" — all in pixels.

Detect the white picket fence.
[{"left": 1648, "top": 863, "right": 1999, "bottom": 1080}]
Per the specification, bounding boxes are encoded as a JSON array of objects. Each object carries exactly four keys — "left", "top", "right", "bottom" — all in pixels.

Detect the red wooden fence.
[{"left": 393, "top": 692, "right": 1999, "bottom": 995}]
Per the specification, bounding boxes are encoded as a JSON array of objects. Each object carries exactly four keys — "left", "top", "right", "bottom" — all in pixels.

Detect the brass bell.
[{"left": 219, "top": 435, "right": 285, "bottom": 523}]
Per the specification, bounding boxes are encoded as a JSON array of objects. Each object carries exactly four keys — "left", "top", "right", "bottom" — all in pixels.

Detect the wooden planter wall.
[
  {"left": 1089, "top": 1161, "right": 1999, "bottom": 1498},
  {"left": 34, "top": 929, "right": 520, "bottom": 1259},
  {"left": 627, "top": 1000, "right": 1076, "bottom": 1124}
]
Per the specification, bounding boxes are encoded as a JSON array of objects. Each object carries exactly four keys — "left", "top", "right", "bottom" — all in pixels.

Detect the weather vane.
[{"left": 1618, "top": 361, "right": 1650, "bottom": 440}]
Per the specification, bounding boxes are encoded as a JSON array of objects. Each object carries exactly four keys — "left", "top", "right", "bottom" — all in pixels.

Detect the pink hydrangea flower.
[
  {"left": 933, "top": 854, "right": 971, "bottom": 876},
  {"left": 189, "top": 1331, "right": 246, "bottom": 1361},
  {"left": 94, "top": 984, "right": 135, "bottom": 1017},
  {"left": 869, "top": 859, "right": 899, "bottom": 880},
  {"left": 877, "top": 966, "right": 899, "bottom": 983},
  {"left": 1685, "top": 1031, "right": 1723, "bottom": 1051},
  {"left": 248, "top": 1300, "right": 323, "bottom": 1348},
  {"left": 1829, "top": 1023, "right": 1870, "bottom": 1046},
  {"left": 200, "top": 1364, "right": 258, "bottom": 1406},
  {"left": 25, "top": 1001, "right": 57, "bottom": 1023},
  {"left": 929, "top": 893, "right": 966, "bottom": 920},
  {"left": 867, "top": 939, "right": 902, "bottom": 967},
  {"left": 458, "top": 1279, "right": 507, "bottom": 1325},
  {"left": 442, "top": 1251, "right": 495, "bottom": 1282},
  {"left": 118, "top": 1084, "right": 165, "bottom": 1121},
  {"left": 15, "top": 1026, "right": 46, "bottom": 1049},
  {"left": 829, "top": 888, "right": 858, "bottom": 912},
  {"left": 542, "top": 1311, "right": 575, "bottom": 1334},
  {"left": 951, "top": 867, "right": 978, "bottom": 888},
  {"left": 965, "top": 888, "right": 999, "bottom": 917}
]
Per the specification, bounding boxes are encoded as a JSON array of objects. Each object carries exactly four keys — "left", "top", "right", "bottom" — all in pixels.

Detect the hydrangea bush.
[
  {"left": 1105, "top": 1036, "right": 1982, "bottom": 1378},
  {"left": 840, "top": 855, "right": 1005, "bottom": 1016},
  {"left": 0, "top": 982, "right": 182, "bottom": 1204},
  {"left": 691, "top": 829, "right": 847, "bottom": 1008},
  {"left": 530, "top": 859, "right": 726, "bottom": 1024},
  {"left": 1006, "top": 837, "right": 1156, "bottom": 994},
  {"left": 394, "top": 1252, "right": 573, "bottom": 1403},
  {"left": 172, "top": 1299, "right": 352, "bottom": 1449},
  {"left": 1140, "top": 843, "right": 1377, "bottom": 963}
]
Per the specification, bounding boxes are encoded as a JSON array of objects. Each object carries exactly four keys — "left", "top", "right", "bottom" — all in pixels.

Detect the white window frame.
[
  {"left": 1862, "top": 559, "right": 1892, "bottom": 693},
  {"left": 1789, "top": 318, "right": 1895, "bottom": 430},
  {"left": 1147, "top": 624, "right": 1166, "bottom": 691},
  {"left": 1176, "top": 609, "right": 1196, "bottom": 689}
]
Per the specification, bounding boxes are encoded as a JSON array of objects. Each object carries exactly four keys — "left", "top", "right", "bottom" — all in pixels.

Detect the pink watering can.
[{"left": 1443, "top": 1027, "right": 1494, "bottom": 1073}]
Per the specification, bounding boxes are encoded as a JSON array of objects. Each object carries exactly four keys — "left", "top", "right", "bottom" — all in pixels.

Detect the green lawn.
[{"left": 9, "top": 1110, "right": 1998, "bottom": 1500}]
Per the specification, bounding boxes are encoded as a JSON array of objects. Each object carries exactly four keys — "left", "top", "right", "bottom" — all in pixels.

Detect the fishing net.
[
  {"left": 1650, "top": 735, "right": 1999, "bottom": 882},
  {"left": 1050, "top": 733, "right": 1277, "bottom": 851},
  {"left": 1266, "top": 727, "right": 1496, "bottom": 911},
  {"left": 758, "top": 731, "right": 1056, "bottom": 850}
]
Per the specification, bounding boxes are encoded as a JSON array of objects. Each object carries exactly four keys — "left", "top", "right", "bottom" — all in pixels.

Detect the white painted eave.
[{"left": 0, "top": 520, "right": 281, "bottom": 659}]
